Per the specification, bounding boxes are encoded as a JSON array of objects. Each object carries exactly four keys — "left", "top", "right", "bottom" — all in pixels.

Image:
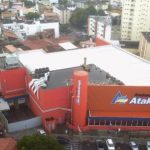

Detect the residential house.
[
  {"left": 2, "top": 20, "right": 59, "bottom": 39},
  {"left": 53, "top": 5, "right": 73, "bottom": 24},
  {"left": 139, "top": 32, "right": 150, "bottom": 60}
]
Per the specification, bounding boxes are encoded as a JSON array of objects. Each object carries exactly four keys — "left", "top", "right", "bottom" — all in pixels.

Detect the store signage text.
[{"left": 112, "top": 91, "right": 150, "bottom": 105}]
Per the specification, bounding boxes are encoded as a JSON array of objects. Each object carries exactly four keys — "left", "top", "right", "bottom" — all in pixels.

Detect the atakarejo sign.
[
  {"left": 112, "top": 91, "right": 150, "bottom": 104},
  {"left": 129, "top": 97, "right": 150, "bottom": 104}
]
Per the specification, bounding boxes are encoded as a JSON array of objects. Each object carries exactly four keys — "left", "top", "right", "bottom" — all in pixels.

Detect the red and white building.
[{"left": 1, "top": 39, "right": 150, "bottom": 132}]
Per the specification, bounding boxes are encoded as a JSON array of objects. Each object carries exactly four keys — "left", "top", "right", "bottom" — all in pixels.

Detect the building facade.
[
  {"left": 2, "top": 20, "right": 60, "bottom": 39},
  {"left": 88, "top": 15, "right": 112, "bottom": 40},
  {"left": 121, "top": 0, "right": 150, "bottom": 41},
  {"left": 2, "top": 44, "right": 150, "bottom": 132},
  {"left": 139, "top": 32, "right": 150, "bottom": 60},
  {"left": 53, "top": 5, "right": 73, "bottom": 24}
]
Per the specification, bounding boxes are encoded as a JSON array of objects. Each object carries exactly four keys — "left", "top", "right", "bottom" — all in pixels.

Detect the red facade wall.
[
  {"left": 88, "top": 85, "right": 150, "bottom": 112},
  {"left": 72, "top": 71, "right": 88, "bottom": 127},
  {"left": 38, "top": 87, "right": 71, "bottom": 110},
  {"left": 2, "top": 67, "right": 150, "bottom": 131},
  {"left": 26, "top": 73, "right": 71, "bottom": 124},
  {"left": 0, "top": 67, "right": 27, "bottom": 98}
]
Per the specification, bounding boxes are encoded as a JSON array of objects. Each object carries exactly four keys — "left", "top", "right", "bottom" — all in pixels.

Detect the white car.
[
  {"left": 106, "top": 139, "right": 115, "bottom": 150},
  {"left": 147, "top": 141, "right": 150, "bottom": 150},
  {"left": 129, "top": 141, "right": 138, "bottom": 150},
  {"left": 37, "top": 129, "right": 46, "bottom": 135}
]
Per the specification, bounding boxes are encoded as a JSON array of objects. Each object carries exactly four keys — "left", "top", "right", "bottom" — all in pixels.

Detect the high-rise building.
[
  {"left": 121, "top": 0, "right": 150, "bottom": 41},
  {"left": 88, "top": 15, "right": 112, "bottom": 41}
]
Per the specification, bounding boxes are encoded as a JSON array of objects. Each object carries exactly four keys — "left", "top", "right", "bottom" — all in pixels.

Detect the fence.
[
  {"left": 0, "top": 111, "right": 8, "bottom": 130},
  {"left": 8, "top": 117, "right": 42, "bottom": 133}
]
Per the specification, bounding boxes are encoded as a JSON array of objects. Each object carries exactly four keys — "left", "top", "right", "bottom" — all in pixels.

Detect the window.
[{"left": 20, "top": 25, "right": 24, "bottom": 29}]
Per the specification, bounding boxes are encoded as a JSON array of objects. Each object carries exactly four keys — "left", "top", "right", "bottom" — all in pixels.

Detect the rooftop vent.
[
  {"left": 82, "top": 57, "right": 91, "bottom": 72},
  {"left": 5, "top": 57, "right": 20, "bottom": 69},
  {"left": 34, "top": 67, "right": 50, "bottom": 78}
]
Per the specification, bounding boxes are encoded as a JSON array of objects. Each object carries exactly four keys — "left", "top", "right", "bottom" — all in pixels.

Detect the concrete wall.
[{"left": 8, "top": 117, "right": 41, "bottom": 132}]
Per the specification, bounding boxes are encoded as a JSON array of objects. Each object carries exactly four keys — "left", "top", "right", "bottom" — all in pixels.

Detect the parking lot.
[
  {"left": 54, "top": 133, "right": 149, "bottom": 150},
  {"left": 9, "top": 125, "right": 150, "bottom": 150},
  {"left": 80, "top": 141, "right": 147, "bottom": 150}
]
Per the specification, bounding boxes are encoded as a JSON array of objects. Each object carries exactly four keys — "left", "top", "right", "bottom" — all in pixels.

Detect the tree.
[
  {"left": 24, "top": 0, "right": 35, "bottom": 8},
  {"left": 25, "top": 12, "right": 40, "bottom": 20},
  {"left": 60, "top": 24, "right": 70, "bottom": 33},
  {"left": 97, "top": 9, "right": 106, "bottom": 16},
  {"left": 85, "top": 5, "right": 97, "bottom": 16},
  {"left": 70, "top": 8, "right": 86, "bottom": 29},
  {"left": 17, "top": 134, "right": 64, "bottom": 150},
  {"left": 59, "top": 0, "right": 68, "bottom": 7},
  {"left": 107, "top": 4, "right": 112, "bottom": 12},
  {"left": 70, "top": 6, "right": 97, "bottom": 29}
]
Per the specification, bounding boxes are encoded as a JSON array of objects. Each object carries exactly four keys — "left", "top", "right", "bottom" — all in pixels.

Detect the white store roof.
[{"left": 17, "top": 45, "right": 150, "bottom": 86}]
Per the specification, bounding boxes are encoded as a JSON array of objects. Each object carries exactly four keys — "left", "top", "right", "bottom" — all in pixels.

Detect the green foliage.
[
  {"left": 70, "top": 8, "right": 86, "bottom": 29},
  {"left": 60, "top": 24, "right": 70, "bottom": 33},
  {"left": 24, "top": 0, "right": 35, "bottom": 8},
  {"left": 70, "top": 5, "right": 104, "bottom": 29},
  {"left": 85, "top": 5, "right": 97, "bottom": 16},
  {"left": 25, "top": 12, "right": 40, "bottom": 20},
  {"left": 107, "top": 4, "right": 112, "bottom": 11},
  {"left": 17, "top": 134, "right": 64, "bottom": 150},
  {"left": 97, "top": 9, "right": 105, "bottom": 16},
  {"left": 59, "top": 0, "right": 68, "bottom": 7},
  {"left": 73, "top": 39, "right": 80, "bottom": 46}
]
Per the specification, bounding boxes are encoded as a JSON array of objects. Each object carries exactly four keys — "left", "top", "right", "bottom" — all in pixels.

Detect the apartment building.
[
  {"left": 121, "top": 0, "right": 150, "bottom": 41},
  {"left": 88, "top": 15, "right": 112, "bottom": 40},
  {"left": 53, "top": 5, "right": 74, "bottom": 24},
  {"left": 139, "top": 32, "right": 150, "bottom": 60}
]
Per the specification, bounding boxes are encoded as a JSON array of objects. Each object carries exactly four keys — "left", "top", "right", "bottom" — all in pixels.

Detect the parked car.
[
  {"left": 56, "top": 136, "right": 70, "bottom": 145},
  {"left": 96, "top": 139, "right": 105, "bottom": 150},
  {"left": 37, "top": 129, "right": 46, "bottom": 135},
  {"left": 147, "top": 141, "right": 150, "bottom": 150},
  {"left": 106, "top": 139, "right": 115, "bottom": 150},
  {"left": 129, "top": 141, "right": 138, "bottom": 150}
]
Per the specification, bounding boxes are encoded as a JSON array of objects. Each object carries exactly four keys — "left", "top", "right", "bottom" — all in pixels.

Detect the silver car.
[
  {"left": 129, "top": 141, "right": 138, "bottom": 150},
  {"left": 106, "top": 139, "right": 115, "bottom": 150},
  {"left": 147, "top": 141, "right": 150, "bottom": 150}
]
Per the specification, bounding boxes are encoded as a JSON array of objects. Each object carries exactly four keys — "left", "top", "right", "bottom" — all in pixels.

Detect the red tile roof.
[
  {"left": 5, "top": 45, "right": 17, "bottom": 53},
  {"left": 22, "top": 39, "right": 50, "bottom": 50},
  {"left": 3, "top": 29, "right": 18, "bottom": 39},
  {"left": 21, "top": 35, "right": 76, "bottom": 52}
]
